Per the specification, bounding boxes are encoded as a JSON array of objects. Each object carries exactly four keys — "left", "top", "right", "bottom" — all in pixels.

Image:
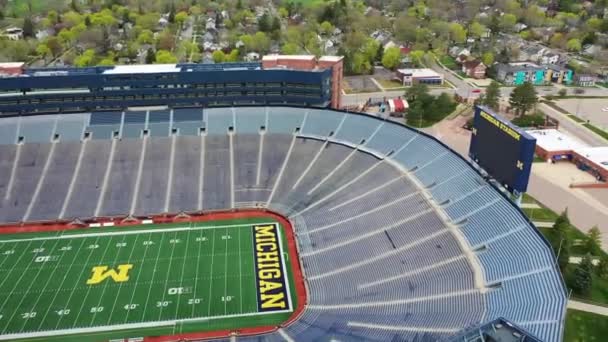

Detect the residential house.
[
  {"left": 573, "top": 74, "right": 597, "bottom": 87},
  {"left": 3, "top": 27, "right": 23, "bottom": 40},
  {"left": 383, "top": 40, "right": 397, "bottom": 51},
  {"left": 540, "top": 52, "right": 560, "bottom": 65},
  {"left": 370, "top": 30, "right": 391, "bottom": 45},
  {"left": 245, "top": 52, "right": 260, "bottom": 61},
  {"left": 518, "top": 45, "right": 546, "bottom": 63},
  {"left": 514, "top": 23, "right": 528, "bottom": 33},
  {"left": 496, "top": 62, "right": 573, "bottom": 85},
  {"left": 449, "top": 47, "right": 470, "bottom": 58},
  {"left": 583, "top": 44, "right": 602, "bottom": 56},
  {"left": 462, "top": 60, "right": 487, "bottom": 79}
]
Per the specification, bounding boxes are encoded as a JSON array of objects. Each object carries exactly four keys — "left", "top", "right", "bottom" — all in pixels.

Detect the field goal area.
[{"left": 0, "top": 216, "right": 297, "bottom": 341}]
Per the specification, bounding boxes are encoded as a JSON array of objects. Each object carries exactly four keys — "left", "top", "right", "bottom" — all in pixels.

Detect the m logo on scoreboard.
[{"left": 86, "top": 264, "right": 133, "bottom": 285}]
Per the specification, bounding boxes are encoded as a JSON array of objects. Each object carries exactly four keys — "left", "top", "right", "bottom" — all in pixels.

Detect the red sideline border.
[{"left": 0, "top": 209, "right": 307, "bottom": 342}]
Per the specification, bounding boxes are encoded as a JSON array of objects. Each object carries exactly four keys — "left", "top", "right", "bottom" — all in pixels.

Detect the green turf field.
[{"left": 0, "top": 217, "right": 296, "bottom": 341}]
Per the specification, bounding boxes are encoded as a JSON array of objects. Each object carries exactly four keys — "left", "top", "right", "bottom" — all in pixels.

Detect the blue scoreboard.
[{"left": 468, "top": 106, "right": 536, "bottom": 194}]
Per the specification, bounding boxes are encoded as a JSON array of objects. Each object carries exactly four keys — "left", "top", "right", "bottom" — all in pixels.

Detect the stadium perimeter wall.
[{"left": 0, "top": 209, "right": 307, "bottom": 342}]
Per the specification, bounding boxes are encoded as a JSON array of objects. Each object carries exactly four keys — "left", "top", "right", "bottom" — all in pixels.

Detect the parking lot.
[{"left": 554, "top": 98, "right": 608, "bottom": 129}]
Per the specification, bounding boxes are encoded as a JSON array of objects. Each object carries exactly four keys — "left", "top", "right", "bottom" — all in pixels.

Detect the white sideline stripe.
[
  {"left": 164, "top": 134, "right": 177, "bottom": 212},
  {"left": 59, "top": 139, "right": 87, "bottom": 218},
  {"left": 229, "top": 132, "right": 235, "bottom": 209},
  {"left": 347, "top": 322, "right": 462, "bottom": 333},
  {"left": 291, "top": 140, "right": 327, "bottom": 190},
  {"left": 357, "top": 255, "right": 466, "bottom": 289},
  {"left": 0, "top": 222, "right": 276, "bottom": 243},
  {"left": 130, "top": 136, "right": 148, "bottom": 214},
  {"left": 306, "top": 146, "right": 358, "bottom": 195},
  {"left": 94, "top": 138, "right": 117, "bottom": 217},
  {"left": 256, "top": 130, "right": 264, "bottom": 185},
  {"left": 4, "top": 143, "right": 21, "bottom": 201},
  {"left": 266, "top": 135, "right": 297, "bottom": 206},
  {"left": 292, "top": 160, "right": 383, "bottom": 217},
  {"left": 309, "top": 288, "right": 479, "bottom": 310},
  {"left": 308, "top": 229, "right": 450, "bottom": 280},
  {"left": 329, "top": 175, "right": 406, "bottom": 212},
  {"left": 23, "top": 142, "right": 56, "bottom": 221},
  {"left": 307, "top": 191, "right": 420, "bottom": 234},
  {"left": 278, "top": 328, "right": 295, "bottom": 342},
  {"left": 302, "top": 208, "right": 433, "bottom": 257},
  {"left": 0, "top": 310, "right": 290, "bottom": 341},
  {"left": 198, "top": 134, "right": 206, "bottom": 210}
]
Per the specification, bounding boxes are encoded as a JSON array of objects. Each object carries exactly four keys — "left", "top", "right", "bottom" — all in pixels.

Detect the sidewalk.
[{"left": 568, "top": 300, "right": 608, "bottom": 316}]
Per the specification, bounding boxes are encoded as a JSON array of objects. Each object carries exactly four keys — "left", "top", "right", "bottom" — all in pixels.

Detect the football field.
[{"left": 0, "top": 217, "right": 296, "bottom": 341}]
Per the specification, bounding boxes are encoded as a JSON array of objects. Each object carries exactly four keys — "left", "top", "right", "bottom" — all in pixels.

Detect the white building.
[{"left": 397, "top": 68, "right": 444, "bottom": 86}]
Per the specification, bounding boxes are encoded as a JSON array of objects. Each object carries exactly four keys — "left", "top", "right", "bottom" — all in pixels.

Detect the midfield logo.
[{"left": 86, "top": 264, "right": 133, "bottom": 285}]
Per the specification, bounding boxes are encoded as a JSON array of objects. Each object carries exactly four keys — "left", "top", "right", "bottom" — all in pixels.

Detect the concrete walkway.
[
  {"left": 533, "top": 221, "right": 554, "bottom": 228},
  {"left": 521, "top": 203, "right": 541, "bottom": 209},
  {"left": 568, "top": 300, "right": 608, "bottom": 316}
]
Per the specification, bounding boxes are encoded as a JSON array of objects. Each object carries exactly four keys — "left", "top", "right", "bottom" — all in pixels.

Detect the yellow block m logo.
[{"left": 86, "top": 264, "right": 133, "bottom": 285}]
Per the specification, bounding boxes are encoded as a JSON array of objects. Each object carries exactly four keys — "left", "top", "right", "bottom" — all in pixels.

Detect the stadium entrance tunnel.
[{"left": 0, "top": 106, "right": 566, "bottom": 341}]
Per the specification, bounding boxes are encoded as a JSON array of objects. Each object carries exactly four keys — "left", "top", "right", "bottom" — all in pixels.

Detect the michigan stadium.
[{"left": 0, "top": 57, "right": 566, "bottom": 341}]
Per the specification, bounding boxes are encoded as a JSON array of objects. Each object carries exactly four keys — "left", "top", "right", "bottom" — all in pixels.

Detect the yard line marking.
[
  {"left": 35, "top": 238, "right": 87, "bottom": 331},
  {"left": 198, "top": 133, "right": 206, "bottom": 210},
  {"left": 1, "top": 239, "right": 59, "bottom": 335},
  {"left": 140, "top": 232, "right": 167, "bottom": 323},
  {"left": 105, "top": 234, "right": 141, "bottom": 325},
  {"left": 291, "top": 140, "right": 327, "bottom": 190},
  {"left": 0, "top": 240, "right": 35, "bottom": 304},
  {"left": 0, "top": 222, "right": 277, "bottom": 243},
  {"left": 206, "top": 228, "right": 216, "bottom": 317},
  {"left": 0, "top": 240, "right": 22, "bottom": 274},
  {"left": 0, "top": 309, "right": 289, "bottom": 341},
  {"left": 266, "top": 134, "right": 297, "bottom": 206},
  {"left": 123, "top": 233, "right": 153, "bottom": 324},
  {"left": 130, "top": 135, "right": 148, "bottom": 214},
  {"left": 229, "top": 132, "right": 235, "bottom": 209},
  {"left": 191, "top": 229, "right": 203, "bottom": 318},
  {"left": 223, "top": 227, "right": 229, "bottom": 315},
  {"left": 59, "top": 139, "right": 87, "bottom": 218},
  {"left": 4, "top": 143, "right": 21, "bottom": 201},
  {"left": 19, "top": 237, "right": 77, "bottom": 332},
  {"left": 88, "top": 234, "right": 129, "bottom": 326},
  {"left": 23, "top": 141, "right": 57, "bottom": 221},
  {"left": 255, "top": 130, "right": 264, "bottom": 185},
  {"left": 94, "top": 138, "right": 117, "bottom": 217},
  {"left": 71, "top": 235, "right": 116, "bottom": 328},
  {"left": 53, "top": 236, "right": 102, "bottom": 329},
  {"left": 173, "top": 229, "right": 191, "bottom": 319},
  {"left": 157, "top": 231, "right": 179, "bottom": 321},
  {"left": 164, "top": 134, "right": 177, "bottom": 212}
]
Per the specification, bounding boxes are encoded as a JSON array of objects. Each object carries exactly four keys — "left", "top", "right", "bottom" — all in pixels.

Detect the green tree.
[
  {"left": 597, "top": 254, "right": 608, "bottom": 278},
  {"left": 481, "top": 52, "right": 494, "bottom": 66},
  {"left": 175, "top": 11, "right": 188, "bottom": 27},
  {"left": 409, "top": 50, "right": 425, "bottom": 67},
  {"left": 74, "top": 49, "right": 97, "bottom": 67},
  {"left": 382, "top": 46, "right": 402, "bottom": 70},
  {"left": 499, "top": 13, "right": 517, "bottom": 32},
  {"left": 137, "top": 30, "right": 154, "bottom": 44},
  {"left": 551, "top": 210, "right": 572, "bottom": 273},
  {"left": 468, "top": 22, "right": 486, "bottom": 39},
  {"left": 509, "top": 82, "right": 538, "bottom": 116},
  {"left": 145, "top": 48, "right": 155, "bottom": 64},
  {"left": 572, "top": 254, "right": 594, "bottom": 295},
  {"left": 22, "top": 17, "right": 35, "bottom": 38},
  {"left": 225, "top": 49, "right": 240, "bottom": 62},
  {"left": 449, "top": 23, "right": 467, "bottom": 43},
  {"left": 212, "top": 50, "right": 225, "bottom": 63},
  {"left": 585, "top": 226, "right": 602, "bottom": 256},
  {"left": 281, "top": 43, "right": 299, "bottom": 55},
  {"left": 97, "top": 57, "right": 115, "bottom": 66},
  {"left": 483, "top": 81, "right": 501, "bottom": 111},
  {"left": 136, "top": 13, "right": 161, "bottom": 31},
  {"left": 566, "top": 38, "right": 582, "bottom": 52},
  {"left": 405, "top": 83, "right": 430, "bottom": 102},
  {"left": 319, "top": 21, "right": 334, "bottom": 35},
  {"left": 155, "top": 50, "right": 177, "bottom": 63}
]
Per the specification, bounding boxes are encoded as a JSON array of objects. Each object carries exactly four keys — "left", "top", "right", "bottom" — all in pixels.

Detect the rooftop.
[
  {"left": 0, "top": 62, "right": 25, "bottom": 68},
  {"left": 397, "top": 68, "right": 442, "bottom": 78},
  {"left": 574, "top": 147, "right": 608, "bottom": 171},
  {"left": 262, "top": 55, "right": 316, "bottom": 61},
  {"left": 527, "top": 129, "right": 588, "bottom": 152},
  {"left": 103, "top": 64, "right": 181, "bottom": 74}
]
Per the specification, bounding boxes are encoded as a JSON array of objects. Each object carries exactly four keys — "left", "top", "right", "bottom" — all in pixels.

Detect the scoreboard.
[{"left": 468, "top": 106, "right": 536, "bottom": 194}]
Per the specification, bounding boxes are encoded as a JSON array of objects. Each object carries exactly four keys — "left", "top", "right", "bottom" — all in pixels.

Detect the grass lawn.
[
  {"left": 564, "top": 309, "right": 608, "bottom": 342},
  {"left": 375, "top": 79, "right": 405, "bottom": 90},
  {"left": 439, "top": 55, "right": 458, "bottom": 70},
  {"left": 583, "top": 123, "right": 608, "bottom": 141},
  {"left": 523, "top": 207, "right": 559, "bottom": 222},
  {"left": 565, "top": 267, "right": 608, "bottom": 305},
  {"left": 568, "top": 114, "right": 586, "bottom": 123},
  {"left": 5, "top": 0, "right": 48, "bottom": 16},
  {"left": 598, "top": 82, "right": 608, "bottom": 89},
  {"left": 533, "top": 155, "right": 546, "bottom": 163}
]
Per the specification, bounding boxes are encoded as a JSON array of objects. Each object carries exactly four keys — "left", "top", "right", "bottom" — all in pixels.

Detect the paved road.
[
  {"left": 538, "top": 102, "right": 606, "bottom": 147},
  {"left": 425, "top": 56, "right": 476, "bottom": 98},
  {"left": 568, "top": 300, "right": 608, "bottom": 316}
]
